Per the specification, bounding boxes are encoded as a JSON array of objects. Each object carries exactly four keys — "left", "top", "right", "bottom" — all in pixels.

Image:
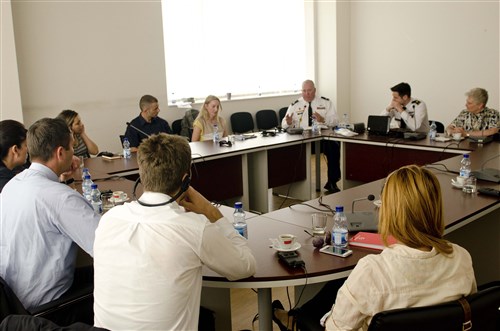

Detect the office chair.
[
  {"left": 119, "top": 135, "right": 125, "bottom": 145},
  {"left": 230, "top": 112, "right": 255, "bottom": 134},
  {"left": 429, "top": 120, "right": 445, "bottom": 133},
  {"left": 278, "top": 107, "right": 288, "bottom": 124},
  {"left": 0, "top": 276, "right": 93, "bottom": 326},
  {"left": 172, "top": 119, "right": 182, "bottom": 135},
  {"left": 256, "top": 109, "right": 279, "bottom": 131},
  {"left": 296, "top": 283, "right": 500, "bottom": 331},
  {"left": 0, "top": 315, "right": 108, "bottom": 331}
]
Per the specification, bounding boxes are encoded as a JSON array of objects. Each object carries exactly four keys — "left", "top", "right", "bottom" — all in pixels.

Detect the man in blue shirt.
[
  {"left": 124, "top": 94, "right": 172, "bottom": 152},
  {"left": 0, "top": 118, "right": 100, "bottom": 325}
]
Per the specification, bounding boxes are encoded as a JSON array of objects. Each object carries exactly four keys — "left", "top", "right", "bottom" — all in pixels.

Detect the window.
[{"left": 162, "top": 0, "right": 306, "bottom": 104}]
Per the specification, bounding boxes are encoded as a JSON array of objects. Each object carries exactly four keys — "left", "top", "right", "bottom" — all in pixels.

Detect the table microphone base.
[{"left": 345, "top": 212, "right": 378, "bottom": 232}]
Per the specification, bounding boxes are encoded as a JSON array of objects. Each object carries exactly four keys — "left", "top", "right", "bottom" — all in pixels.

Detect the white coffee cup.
[
  {"left": 455, "top": 176, "right": 466, "bottom": 185},
  {"left": 278, "top": 234, "right": 297, "bottom": 249},
  {"left": 112, "top": 191, "right": 128, "bottom": 202},
  {"left": 452, "top": 132, "right": 462, "bottom": 141}
]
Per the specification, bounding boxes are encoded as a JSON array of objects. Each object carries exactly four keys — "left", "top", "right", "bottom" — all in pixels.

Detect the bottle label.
[{"left": 333, "top": 230, "right": 348, "bottom": 247}]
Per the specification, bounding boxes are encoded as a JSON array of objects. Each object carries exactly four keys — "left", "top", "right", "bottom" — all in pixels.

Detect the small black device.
[
  {"left": 219, "top": 140, "right": 232, "bottom": 147},
  {"left": 277, "top": 251, "right": 305, "bottom": 268},
  {"left": 367, "top": 115, "right": 391, "bottom": 136},
  {"left": 261, "top": 130, "right": 276, "bottom": 137},
  {"left": 286, "top": 127, "right": 304, "bottom": 135},
  {"left": 478, "top": 187, "right": 500, "bottom": 197},
  {"left": 352, "top": 122, "right": 365, "bottom": 134}
]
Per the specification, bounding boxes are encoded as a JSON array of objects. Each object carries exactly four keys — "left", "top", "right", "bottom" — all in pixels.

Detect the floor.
[{"left": 230, "top": 154, "right": 328, "bottom": 331}]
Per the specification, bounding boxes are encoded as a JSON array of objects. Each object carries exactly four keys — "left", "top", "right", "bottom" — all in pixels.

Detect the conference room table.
[
  {"left": 79, "top": 131, "right": 325, "bottom": 213},
  {"left": 321, "top": 131, "right": 488, "bottom": 188},
  {"left": 78, "top": 133, "right": 499, "bottom": 331},
  {"left": 89, "top": 160, "right": 499, "bottom": 331}
]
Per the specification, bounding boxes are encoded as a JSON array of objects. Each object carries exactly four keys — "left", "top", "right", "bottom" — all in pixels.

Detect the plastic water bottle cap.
[
  {"left": 335, "top": 206, "right": 344, "bottom": 212},
  {"left": 234, "top": 202, "right": 243, "bottom": 209},
  {"left": 463, "top": 154, "right": 469, "bottom": 158},
  {"left": 91, "top": 184, "right": 98, "bottom": 189},
  {"left": 84, "top": 175, "right": 91, "bottom": 180}
]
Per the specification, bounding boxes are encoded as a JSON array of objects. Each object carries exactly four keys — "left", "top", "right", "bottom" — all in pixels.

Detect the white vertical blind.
[{"left": 162, "top": 0, "right": 306, "bottom": 103}]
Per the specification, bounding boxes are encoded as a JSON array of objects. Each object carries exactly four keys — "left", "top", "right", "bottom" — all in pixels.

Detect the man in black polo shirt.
[{"left": 124, "top": 95, "right": 172, "bottom": 152}]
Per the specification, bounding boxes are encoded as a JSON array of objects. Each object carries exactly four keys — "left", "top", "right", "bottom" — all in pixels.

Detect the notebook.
[{"left": 367, "top": 115, "right": 391, "bottom": 136}]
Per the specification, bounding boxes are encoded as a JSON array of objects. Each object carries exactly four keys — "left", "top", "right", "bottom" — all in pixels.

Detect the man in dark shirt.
[{"left": 124, "top": 95, "right": 172, "bottom": 152}]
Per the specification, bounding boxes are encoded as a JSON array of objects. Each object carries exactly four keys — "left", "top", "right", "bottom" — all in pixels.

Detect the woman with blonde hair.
[
  {"left": 57, "top": 110, "right": 99, "bottom": 157},
  {"left": 191, "top": 95, "right": 228, "bottom": 142},
  {"left": 272, "top": 165, "right": 476, "bottom": 331}
]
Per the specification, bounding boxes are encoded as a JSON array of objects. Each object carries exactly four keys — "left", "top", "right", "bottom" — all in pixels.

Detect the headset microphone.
[{"left": 133, "top": 176, "right": 191, "bottom": 207}]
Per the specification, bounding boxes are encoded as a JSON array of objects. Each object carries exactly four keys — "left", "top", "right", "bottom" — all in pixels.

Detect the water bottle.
[
  {"left": 342, "top": 113, "right": 350, "bottom": 129},
  {"left": 213, "top": 124, "right": 220, "bottom": 143},
  {"left": 459, "top": 154, "right": 471, "bottom": 178},
  {"left": 90, "top": 184, "right": 102, "bottom": 214},
  {"left": 81, "top": 167, "right": 90, "bottom": 181},
  {"left": 81, "top": 174, "right": 93, "bottom": 201},
  {"left": 429, "top": 121, "right": 437, "bottom": 141},
  {"left": 311, "top": 116, "right": 320, "bottom": 135},
  {"left": 123, "top": 137, "right": 131, "bottom": 159},
  {"left": 333, "top": 206, "right": 348, "bottom": 248},
  {"left": 233, "top": 202, "right": 248, "bottom": 239}
]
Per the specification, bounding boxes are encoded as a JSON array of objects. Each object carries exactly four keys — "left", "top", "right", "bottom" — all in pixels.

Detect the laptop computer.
[{"left": 367, "top": 115, "right": 391, "bottom": 136}]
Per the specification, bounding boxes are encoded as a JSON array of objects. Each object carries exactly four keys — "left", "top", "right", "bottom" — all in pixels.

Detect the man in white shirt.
[
  {"left": 381, "top": 82, "right": 429, "bottom": 133},
  {"left": 93, "top": 133, "right": 256, "bottom": 331},
  {"left": 281, "top": 80, "right": 341, "bottom": 193}
]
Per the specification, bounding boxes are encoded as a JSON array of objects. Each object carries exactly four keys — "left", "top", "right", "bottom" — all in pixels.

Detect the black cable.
[
  {"left": 480, "top": 153, "right": 500, "bottom": 169},
  {"left": 287, "top": 202, "right": 332, "bottom": 213}
]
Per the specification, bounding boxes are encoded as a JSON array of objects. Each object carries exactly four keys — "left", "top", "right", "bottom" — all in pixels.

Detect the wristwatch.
[
  {"left": 60, "top": 178, "right": 75, "bottom": 185},
  {"left": 466, "top": 133, "right": 470, "bottom": 138}
]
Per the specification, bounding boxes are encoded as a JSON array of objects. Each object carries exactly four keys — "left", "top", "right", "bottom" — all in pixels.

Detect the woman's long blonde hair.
[{"left": 379, "top": 165, "right": 453, "bottom": 256}]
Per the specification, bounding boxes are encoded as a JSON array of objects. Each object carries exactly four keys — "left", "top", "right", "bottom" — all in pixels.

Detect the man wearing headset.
[{"left": 93, "top": 133, "right": 256, "bottom": 331}]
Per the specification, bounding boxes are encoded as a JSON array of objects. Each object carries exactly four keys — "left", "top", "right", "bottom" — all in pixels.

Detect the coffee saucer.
[
  {"left": 272, "top": 242, "right": 301, "bottom": 252},
  {"left": 451, "top": 180, "right": 463, "bottom": 189}
]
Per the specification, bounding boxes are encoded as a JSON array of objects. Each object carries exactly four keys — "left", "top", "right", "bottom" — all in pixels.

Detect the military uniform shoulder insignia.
[
  {"left": 291, "top": 99, "right": 299, "bottom": 106},
  {"left": 321, "top": 96, "right": 330, "bottom": 101},
  {"left": 411, "top": 100, "right": 421, "bottom": 105}
]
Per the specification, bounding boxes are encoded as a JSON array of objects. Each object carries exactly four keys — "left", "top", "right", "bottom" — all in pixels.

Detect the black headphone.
[
  {"left": 219, "top": 140, "right": 232, "bottom": 147},
  {"left": 261, "top": 130, "right": 276, "bottom": 137},
  {"left": 133, "top": 175, "right": 191, "bottom": 207}
]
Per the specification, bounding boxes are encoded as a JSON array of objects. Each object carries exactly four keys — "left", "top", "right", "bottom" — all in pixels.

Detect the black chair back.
[
  {"left": 278, "top": 107, "right": 288, "bottom": 124},
  {"left": 368, "top": 284, "right": 500, "bottom": 331},
  {"left": 172, "top": 119, "right": 182, "bottom": 135},
  {"left": 256, "top": 109, "right": 279, "bottom": 130},
  {"left": 230, "top": 112, "right": 254, "bottom": 134}
]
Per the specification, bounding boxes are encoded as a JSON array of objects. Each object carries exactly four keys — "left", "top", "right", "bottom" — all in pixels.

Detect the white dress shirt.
[
  {"left": 381, "top": 98, "right": 429, "bottom": 133},
  {"left": 324, "top": 244, "right": 476, "bottom": 331},
  {"left": 281, "top": 96, "right": 338, "bottom": 129},
  {"left": 0, "top": 163, "right": 100, "bottom": 309},
  {"left": 93, "top": 191, "right": 256, "bottom": 331}
]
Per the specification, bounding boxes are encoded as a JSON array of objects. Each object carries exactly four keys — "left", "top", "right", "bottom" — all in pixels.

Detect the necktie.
[{"left": 308, "top": 103, "right": 312, "bottom": 126}]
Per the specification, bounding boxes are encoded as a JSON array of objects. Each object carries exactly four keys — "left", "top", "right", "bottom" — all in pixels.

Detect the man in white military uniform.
[
  {"left": 380, "top": 82, "right": 429, "bottom": 133},
  {"left": 282, "top": 80, "right": 341, "bottom": 193}
]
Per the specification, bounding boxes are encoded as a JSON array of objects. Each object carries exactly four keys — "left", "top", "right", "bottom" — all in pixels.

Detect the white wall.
[
  {"left": 2, "top": 0, "right": 498, "bottom": 153},
  {"left": 346, "top": 0, "right": 499, "bottom": 126},
  {"left": 0, "top": 0, "right": 23, "bottom": 121}
]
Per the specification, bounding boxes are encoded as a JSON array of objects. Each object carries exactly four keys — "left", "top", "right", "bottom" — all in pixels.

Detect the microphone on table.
[
  {"left": 126, "top": 122, "right": 150, "bottom": 138},
  {"left": 345, "top": 194, "right": 378, "bottom": 232},
  {"left": 350, "top": 194, "right": 375, "bottom": 213}
]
